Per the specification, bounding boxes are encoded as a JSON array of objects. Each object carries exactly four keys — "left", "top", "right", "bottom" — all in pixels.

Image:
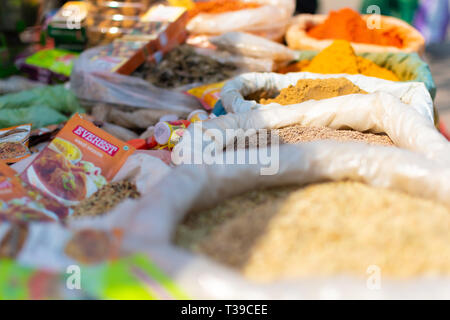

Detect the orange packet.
[
  {"left": 0, "top": 162, "right": 69, "bottom": 222},
  {"left": 20, "top": 114, "right": 135, "bottom": 207},
  {"left": 0, "top": 124, "right": 32, "bottom": 164}
]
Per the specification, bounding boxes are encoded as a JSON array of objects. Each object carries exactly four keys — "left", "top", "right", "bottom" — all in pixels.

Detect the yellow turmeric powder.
[{"left": 278, "top": 40, "right": 399, "bottom": 82}]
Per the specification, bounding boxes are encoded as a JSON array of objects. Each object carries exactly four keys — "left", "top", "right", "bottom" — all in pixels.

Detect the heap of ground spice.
[
  {"left": 260, "top": 77, "right": 366, "bottom": 105},
  {"left": 277, "top": 40, "right": 399, "bottom": 81},
  {"left": 72, "top": 181, "right": 140, "bottom": 217},
  {"left": 174, "top": 181, "right": 450, "bottom": 281},
  {"left": 307, "top": 8, "right": 403, "bottom": 48},
  {"left": 188, "top": 0, "right": 261, "bottom": 19}
]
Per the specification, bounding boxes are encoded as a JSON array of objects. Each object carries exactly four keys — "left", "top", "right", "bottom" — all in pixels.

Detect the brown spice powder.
[
  {"left": 259, "top": 78, "right": 366, "bottom": 105},
  {"left": 174, "top": 181, "right": 450, "bottom": 281},
  {"left": 276, "top": 125, "right": 394, "bottom": 146},
  {"left": 72, "top": 181, "right": 140, "bottom": 218}
]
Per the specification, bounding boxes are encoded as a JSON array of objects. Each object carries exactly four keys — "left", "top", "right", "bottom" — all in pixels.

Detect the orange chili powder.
[
  {"left": 188, "top": 0, "right": 261, "bottom": 19},
  {"left": 307, "top": 8, "right": 403, "bottom": 48}
]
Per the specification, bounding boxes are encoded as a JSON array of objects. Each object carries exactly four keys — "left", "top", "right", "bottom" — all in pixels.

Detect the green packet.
[
  {"left": 24, "top": 49, "right": 79, "bottom": 77},
  {"left": 0, "top": 254, "right": 189, "bottom": 300}
]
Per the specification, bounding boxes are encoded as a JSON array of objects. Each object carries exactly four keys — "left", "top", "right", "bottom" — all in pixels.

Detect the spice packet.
[
  {"left": 0, "top": 124, "right": 32, "bottom": 164},
  {"left": 185, "top": 81, "right": 225, "bottom": 111},
  {"left": 21, "top": 114, "right": 135, "bottom": 207},
  {"left": 0, "top": 162, "right": 69, "bottom": 222}
]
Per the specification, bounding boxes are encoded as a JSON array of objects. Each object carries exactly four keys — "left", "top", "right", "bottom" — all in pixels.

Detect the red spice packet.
[
  {"left": 0, "top": 162, "right": 69, "bottom": 222},
  {"left": 20, "top": 114, "right": 135, "bottom": 207}
]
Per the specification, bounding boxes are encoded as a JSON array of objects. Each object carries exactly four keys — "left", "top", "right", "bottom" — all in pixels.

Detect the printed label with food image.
[
  {"left": 0, "top": 162, "right": 69, "bottom": 222},
  {"left": 21, "top": 114, "right": 135, "bottom": 208},
  {"left": 0, "top": 124, "right": 32, "bottom": 164}
]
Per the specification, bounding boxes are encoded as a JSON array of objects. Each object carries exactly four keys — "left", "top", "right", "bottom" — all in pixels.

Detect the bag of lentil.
[
  {"left": 286, "top": 13, "right": 425, "bottom": 54},
  {"left": 89, "top": 143, "right": 450, "bottom": 299}
]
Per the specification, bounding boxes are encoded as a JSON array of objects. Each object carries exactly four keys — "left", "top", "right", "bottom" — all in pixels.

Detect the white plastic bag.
[
  {"left": 91, "top": 142, "right": 450, "bottom": 299},
  {"left": 70, "top": 46, "right": 202, "bottom": 114},
  {"left": 187, "top": 0, "right": 296, "bottom": 41}
]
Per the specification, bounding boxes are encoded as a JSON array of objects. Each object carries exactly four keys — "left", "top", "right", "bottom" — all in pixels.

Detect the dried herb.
[
  {"left": 175, "top": 181, "right": 450, "bottom": 281},
  {"left": 134, "top": 45, "right": 237, "bottom": 88}
]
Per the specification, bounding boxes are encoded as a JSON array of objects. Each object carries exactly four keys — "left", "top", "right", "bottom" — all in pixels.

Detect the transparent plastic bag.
[
  {"left": 186, "top": 0, "right": 296, "bottom": 41},
  {"left": 286, "top": 14, "right": 425, "bottom": 54},
  {"left": 220, "top": 72, "right": 435, "bottom": 122}
]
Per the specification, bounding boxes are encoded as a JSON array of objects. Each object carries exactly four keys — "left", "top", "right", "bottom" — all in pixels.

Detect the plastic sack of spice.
[
  {"left": 70, "top": 46, "right": 206, "bottom": 113},
  {"left": 78, "top": 142, "right": 450, "bottom": 299},
  {"left": 186, "top": 0, "right": 295, "bottom": 41},
  {"left": 0, "top": 253, "right": 189, "bottom": 299},
  {"left": 286, "top": 8, "right": 425, "bottom": 54},
  {"left": 220, "top": 72, "right": 435, "bottom": 122},
  {"left": 0, "top": 76, "right": 43, "bottom": 95},
  {"left": 20, "top": 114, "right": 135, "bottom": 209},
  {"left": 209, "top": 32, "right": 296, "bottom": 64},
  {"left": 0, "top": 85, "right": 84, "bottom": 129},
  {"left": 0, "top": 162, "right": 69, "bottom": 223}
]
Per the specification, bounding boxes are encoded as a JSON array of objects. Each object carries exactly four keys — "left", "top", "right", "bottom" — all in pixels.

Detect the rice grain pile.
[{"left": 174, "top": 181, "right": 450, "bottom": 282}]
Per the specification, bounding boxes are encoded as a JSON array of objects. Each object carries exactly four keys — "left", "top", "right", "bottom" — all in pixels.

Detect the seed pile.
[
  {"left": 72, "top": 181, "right": 140, "bottom": 217},
  {"left": 231, "top": 125, "right": 394, "bottom": 150},
  {"left": 276, "top": 125, "right": 394, "bottom": 146},
  {"left": 174, "top": 181, "right": 450, "bottom": 281},
  {"left": 134, "top": 45, "right": 237, "bottom": 88}
]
